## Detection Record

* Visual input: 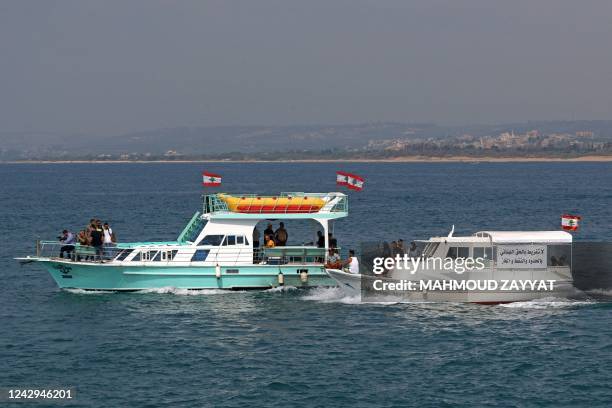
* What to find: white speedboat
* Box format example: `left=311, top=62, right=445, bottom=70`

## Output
left=327, top=230, right=575, bottom=304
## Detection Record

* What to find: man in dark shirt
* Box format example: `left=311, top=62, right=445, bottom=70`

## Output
left=264, top=223, right=274, bottom=239
left=328, top=233, right=338, bottom=249
left=90, top=222, right=104, bottom=261
left=274, top=222, right=288, bottom=246
left=316, top=231, right=325, bottom=248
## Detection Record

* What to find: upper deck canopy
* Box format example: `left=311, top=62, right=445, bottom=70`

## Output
left=202, top=192, right=348, bottom=220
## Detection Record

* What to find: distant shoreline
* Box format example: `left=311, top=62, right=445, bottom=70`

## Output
left=3, top=155, right=612, bottom=164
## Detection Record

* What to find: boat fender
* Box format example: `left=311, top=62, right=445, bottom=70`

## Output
left=278, top=271, right=284, bottom=286
left=300, top=270, right=308, bottom=283
left=215, top=264, right=221, bottom=279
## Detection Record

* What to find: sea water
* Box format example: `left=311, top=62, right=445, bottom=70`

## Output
left=1, top=162, right=611, bottom=407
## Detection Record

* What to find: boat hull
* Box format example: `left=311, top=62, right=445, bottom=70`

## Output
left=41, top=260, right=335, bottom=290
left=326, top=269, right=577, bottom=304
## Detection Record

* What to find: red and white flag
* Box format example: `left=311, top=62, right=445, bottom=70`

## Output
left=202, top=172, right=222, bottom=186
left=336, top=171, right=365, bottom=191
left=561, top=214, right=581, bottom=231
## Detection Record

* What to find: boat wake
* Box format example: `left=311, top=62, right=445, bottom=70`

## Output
left=585, top=288, right=612, bottom=296
left=63, top=288, right=114, bottom=295
left=498, top=296, right=596, bottom=309
left=301, top=287, right=361, bottom=304
left=135, top=287, right=234, bottom=296
left=265, top=285, right=299, bottom=293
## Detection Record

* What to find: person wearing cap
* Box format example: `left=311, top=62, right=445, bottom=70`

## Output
left=59, top=229, right=76, bottom=259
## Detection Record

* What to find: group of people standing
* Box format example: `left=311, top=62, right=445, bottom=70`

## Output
left=59, top=219, right=116, bottom=261
left=253, top=222, right=288, bottom=248
left=388, top=240, right=421, bottom=258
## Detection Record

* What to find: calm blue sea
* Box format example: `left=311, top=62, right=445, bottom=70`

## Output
left=1, top=162, right=611, bottom=407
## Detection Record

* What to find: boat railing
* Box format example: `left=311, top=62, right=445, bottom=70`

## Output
left=204, top=246, right=331, bottom=266
left=177, top=211, right=204, bottom=243
left=32, top=240, right=335, bottom=266
left=34, top=240, right=120, bottom=263
left=203, top=192, right=348, bottom=215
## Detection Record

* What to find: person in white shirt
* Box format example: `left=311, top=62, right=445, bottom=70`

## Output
left=103, top=223, right=114, bottom=244
left=102, top=222, right=116, bottom=259
left=343, top=250, right=359, bottom=274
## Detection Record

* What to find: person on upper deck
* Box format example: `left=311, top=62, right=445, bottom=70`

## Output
left=264, top=223, right=274, bottom=240
left=59, top=229, right=76, bottom=259
left=265, top=234, right=276, bottom=248
left=316, top=231, right=325, bottom=248
left=253, top=226, right=260, bottom=248
left=274, top=222, right=288, bottom=246
left=328, top=233, right=337, bottom=249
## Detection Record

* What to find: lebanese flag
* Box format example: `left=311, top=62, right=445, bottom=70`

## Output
left=202, top=172, right=222, bottom=186
left=336, top=171, right=350, bottom=186
left=561, top=214, right=581, bottom=231
left=336, top=171, right=365, bottom=191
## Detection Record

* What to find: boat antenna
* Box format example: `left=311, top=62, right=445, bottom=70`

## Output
left=448, top=225, right=455, bottom=238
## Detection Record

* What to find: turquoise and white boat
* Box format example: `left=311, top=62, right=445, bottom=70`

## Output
left=17, top=192, right=348, bottom=291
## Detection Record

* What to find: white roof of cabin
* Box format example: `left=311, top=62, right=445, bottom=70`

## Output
left=475, top=231, right=572, bottom=244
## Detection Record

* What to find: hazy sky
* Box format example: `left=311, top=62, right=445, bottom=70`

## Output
left=1, top=0, right=612, bottom=135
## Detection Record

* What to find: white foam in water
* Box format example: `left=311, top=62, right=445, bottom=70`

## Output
left=265, top=285, right=298, bottom=293
left=585, top=288, right=612, bottom=297
left=64, top=288, right=114, bottom=295
left=301, top=287, right=361, bottom=304
left=135, top=287, right=232, bottom=296
left=499, top=297, right=595, bottom=309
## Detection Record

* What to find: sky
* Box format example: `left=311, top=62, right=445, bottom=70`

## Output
left=1, top=0, right=611, bottom=136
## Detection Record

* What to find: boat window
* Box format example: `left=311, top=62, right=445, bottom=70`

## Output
left=474, top=247, right=493, bottom=259
left=115, top=248, right=134, bottom=261
left=199, top=235, right=224, bottom=246
left=191, top=249, right=209, bottom=262
left=423, top=243, right=439, bottom=257
left=182, top=217, right=206, bottom=243
left=223, top=236, right=236, bottom=246
left=548, top=244, right=571, bottom=267
left=152, top=251, right=162, bottom=262
left=236, top=236, right=244, bottom=245
left=446, top=247, right=469, bottom=259
left=161, top=250, right=178, bottom=261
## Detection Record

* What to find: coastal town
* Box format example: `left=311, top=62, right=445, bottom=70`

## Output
left=2, top=122, right=612, bottom=161
left=365, top=129, right=611, bottom=158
